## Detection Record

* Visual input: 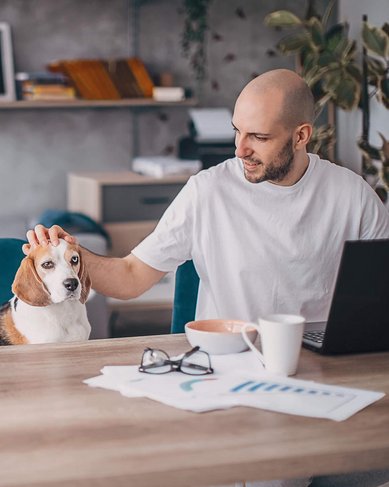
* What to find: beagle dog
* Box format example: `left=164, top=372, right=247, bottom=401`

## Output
left=0, top=239, right=91, bottom=345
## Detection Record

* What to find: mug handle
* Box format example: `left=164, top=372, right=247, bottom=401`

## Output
left=241, top=323, right=265, bottom=366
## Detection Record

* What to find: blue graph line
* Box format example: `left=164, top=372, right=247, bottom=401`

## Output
left=229, top=380, right=345, bottom=398
left=231, top=381, right=256, bottom=392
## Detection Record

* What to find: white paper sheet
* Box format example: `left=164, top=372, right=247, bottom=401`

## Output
left=83, top=351, right=384, bottom=421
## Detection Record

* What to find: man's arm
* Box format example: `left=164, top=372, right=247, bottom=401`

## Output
left=24, top=224, right=166, bottom=300
left=80, top=249, right=166, bottom=299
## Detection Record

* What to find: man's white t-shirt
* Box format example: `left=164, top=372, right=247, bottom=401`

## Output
left=132, top=154, right=389, bottom=322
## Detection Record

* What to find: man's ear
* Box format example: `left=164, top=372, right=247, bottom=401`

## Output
left=12, top=257, right=51, bottom=307
left=295, top=124, right=313, bottom=149
left=78, top=249, right=91, bottom=304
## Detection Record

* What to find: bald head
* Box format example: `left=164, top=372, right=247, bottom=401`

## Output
left=238, top=69, right=315, bottom=130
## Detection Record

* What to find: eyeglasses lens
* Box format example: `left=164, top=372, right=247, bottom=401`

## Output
left=142, top=349, right=171, bottom=374
left=181, top=350, right=211, bottom=375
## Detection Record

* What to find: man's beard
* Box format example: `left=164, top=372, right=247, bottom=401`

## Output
left=243, top=137, right=295, bottom=184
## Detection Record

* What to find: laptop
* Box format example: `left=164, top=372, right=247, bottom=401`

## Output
left=303, top=239, right=389, bottom=355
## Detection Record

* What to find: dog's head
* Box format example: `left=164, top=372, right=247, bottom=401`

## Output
left=12, top=239, right=91, bottom=306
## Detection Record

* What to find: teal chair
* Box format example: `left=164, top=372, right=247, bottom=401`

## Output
left=0, top=239, right=26, bottom=305
left=171, top=260, right=200, bottom=333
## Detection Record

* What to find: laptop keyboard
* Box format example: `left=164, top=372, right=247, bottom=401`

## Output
left=303, top=330, right=325, bottom=344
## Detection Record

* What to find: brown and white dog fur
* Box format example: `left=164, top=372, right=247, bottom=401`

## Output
left=0, top=239, right=91, bottom=345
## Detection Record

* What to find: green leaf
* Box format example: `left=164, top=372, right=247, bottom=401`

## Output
left=303, top=65, right=330, bottom=87
left=336, top=79, right=361, bottom=110
left=317, top=50, right=336, bottom=66
left=331, top=36, right=351, bottom=58
left=378, top=132, right=389, bottom=163
left=345, top=63, right=362, bottom=82
left=364, top=164, right=378, bottom=176
left=323, top=73, right=361, bottom=110
left=314, top=93, right=332, bottom=111
left=362, top=22, right=389, bottom=58
left=342, top=40, right=357, bottom=60
left=322, top=0, right=336, bottom=28
left=301, top=51, right=319, bottom=74
left=381, top=77, right=389, bottom=98
left=380, top=78, right=389, bottom=109
left=358, top=138, right=382, bottom=160
left=265, top=11, right=302, bottom=28
left=306, top=17, right=324, bottom=47
left=277, top=32, right=312, bottom=54
left=325, top=23, right=347, bottom=52
left=308, top=123, right=335, bottom=157
left=367, top=58, right=386, bottom=78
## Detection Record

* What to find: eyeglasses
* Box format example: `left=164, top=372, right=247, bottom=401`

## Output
left=139, top=346, right=214, bottom=375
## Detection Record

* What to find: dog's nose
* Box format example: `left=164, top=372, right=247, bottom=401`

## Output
left=63, top=278, right=79, bottom=292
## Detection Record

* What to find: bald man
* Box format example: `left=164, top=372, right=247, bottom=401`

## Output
left=26, top=68, right=389, bottom=487
left=26, top=69, right=389, bottom=324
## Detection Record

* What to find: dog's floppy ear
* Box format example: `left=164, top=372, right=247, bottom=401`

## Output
left=78, top=248, right=91, bottom=304
left=12, top=256, right=51, bottom=307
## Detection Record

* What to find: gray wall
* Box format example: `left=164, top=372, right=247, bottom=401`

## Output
left=0, top=0, right=317, bottom=225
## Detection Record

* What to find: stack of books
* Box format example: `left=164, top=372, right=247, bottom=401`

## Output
left=47, top=57, right=156, bottom=100
left=15, top=72, right=76, bottom=101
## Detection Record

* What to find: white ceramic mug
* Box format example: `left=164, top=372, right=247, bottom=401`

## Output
left=241, top=314, right=306, bottom=376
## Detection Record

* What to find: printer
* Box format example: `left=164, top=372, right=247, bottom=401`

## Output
left=179, top=108, right=236, bottom=169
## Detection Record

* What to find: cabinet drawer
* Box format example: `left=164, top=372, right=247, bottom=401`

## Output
left=102, top=183, right=184, bottom=223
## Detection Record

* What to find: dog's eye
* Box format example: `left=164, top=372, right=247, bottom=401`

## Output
left=71, top=255, right=79, bottom=265
left=41, top=261, right=54, bottom=269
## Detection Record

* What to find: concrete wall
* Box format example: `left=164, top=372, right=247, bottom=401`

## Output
left=0, top=0, right=322, bottom=225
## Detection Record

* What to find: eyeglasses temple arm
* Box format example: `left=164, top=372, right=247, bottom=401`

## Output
left=182, top=346, right=201, bottom=360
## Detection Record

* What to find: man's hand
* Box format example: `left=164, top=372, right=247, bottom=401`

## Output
left=23, top=224, right=77, bottom=255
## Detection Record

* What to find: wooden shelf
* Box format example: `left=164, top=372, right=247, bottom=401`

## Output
left=0, top=98, right=197, bottom=110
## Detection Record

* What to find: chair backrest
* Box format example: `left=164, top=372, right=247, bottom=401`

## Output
left=0, top=238, right=26, bottom=305
left=171, top=260, right=200, bottom=334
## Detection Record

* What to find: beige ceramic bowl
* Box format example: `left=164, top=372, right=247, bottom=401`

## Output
left=185, top=319, right=258, bottom=355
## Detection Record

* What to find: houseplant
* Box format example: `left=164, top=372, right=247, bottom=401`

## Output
left=181, top=0, right=212, bottom=82
left=264, top=3, right=389, bottom=200
left=358, top=19, right=389, bottom=201
left=264, top=1, right=362, bottom=159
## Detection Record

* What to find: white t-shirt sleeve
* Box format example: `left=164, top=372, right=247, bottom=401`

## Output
left=131, top=177, right=196, bottom=272
left=359, top=179, right=389, bottom=239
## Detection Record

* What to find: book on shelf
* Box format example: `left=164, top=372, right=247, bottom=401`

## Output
left=15, top=60, right=186, bottom=103
left=47, top=57, right=154, bottom=100
left=126, top=57, right=154, bottom=98
left=15, top=71, right=70, bottom=84
left=105, top=59, right=144, bottom=98
left=22, top=85, right=77, bottom=101
left=15, top=71, right=74, bottom=100
left=48, top=60, right=121, bottom=100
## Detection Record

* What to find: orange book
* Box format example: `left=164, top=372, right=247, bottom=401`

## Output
left=126, top=57, right=154, bottom=98
left=105, top=59, right=143, bottom=98
left=48, top=60, right=121, bottom=100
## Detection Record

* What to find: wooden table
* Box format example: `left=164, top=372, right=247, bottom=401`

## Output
left=1, top=334, right=389, bottom=487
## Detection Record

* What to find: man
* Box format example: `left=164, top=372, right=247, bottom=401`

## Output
left=25, top=69, right=389, bottom=487
left=25, top=69, right=389, bottom=325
